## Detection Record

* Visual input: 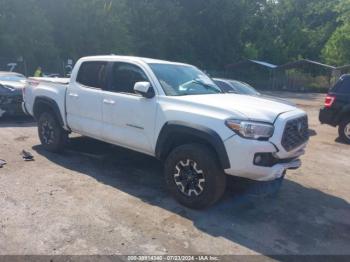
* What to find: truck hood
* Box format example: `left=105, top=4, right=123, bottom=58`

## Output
left=175, top=93, right=297, bottom=123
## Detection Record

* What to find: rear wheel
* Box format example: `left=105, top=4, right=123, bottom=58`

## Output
left=164, top=144, right=226, bottom=209
left=338, top=118, right=350, bottom=144
left=38, top=112, right=68, bottom=152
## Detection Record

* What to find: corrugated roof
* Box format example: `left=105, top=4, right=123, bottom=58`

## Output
left=335, top=64, right=350, bottom=70
left=225, top=59, right=348, bottom=71
left=249, top=60, right=278, bottom=68
left=278, top=59, right=336, bottom=70
left=225, top=59, right=277, bottom=69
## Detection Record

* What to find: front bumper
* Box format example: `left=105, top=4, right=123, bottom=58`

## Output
left=224, top=110, right=308, bottom=181
left=224, top=135, right=305, bottom=181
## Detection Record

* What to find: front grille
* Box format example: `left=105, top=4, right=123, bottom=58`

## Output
left=281, top=116, right=309, bottom=152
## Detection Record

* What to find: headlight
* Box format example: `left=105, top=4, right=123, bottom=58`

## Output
left=225, top=119, right=274, bottom=140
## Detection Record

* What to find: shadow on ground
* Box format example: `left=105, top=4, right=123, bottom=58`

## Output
left=0, top=116, right=35, bottom=127
left=309, top=129, right=317, bottom=137
left=335, top=137, right=350, bottom=146
left=33, top=136, right=350, bottom=256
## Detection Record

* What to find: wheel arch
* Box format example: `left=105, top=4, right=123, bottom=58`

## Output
left=155, top=121, right=230, bottom=169
left=33, top=96, right=64, bottom=127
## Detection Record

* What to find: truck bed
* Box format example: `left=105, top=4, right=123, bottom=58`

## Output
left=24, top=77, right=70, bottom=129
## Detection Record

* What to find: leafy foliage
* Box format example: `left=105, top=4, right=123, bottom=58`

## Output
left=0, top=0, right=347, bottom=73
left=322, top=0, right=350, bottom=65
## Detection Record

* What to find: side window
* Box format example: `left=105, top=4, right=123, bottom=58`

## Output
left=109, top=62, right=148, bottom=94
left=76, top=61, right=107, bottom=89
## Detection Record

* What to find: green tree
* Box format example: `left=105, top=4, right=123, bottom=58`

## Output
left=322, top=0, right=350, bottom=65
left=0, top=0, right=345, bottom=73
left=37, top=0, right=130, bottom=60
left=244, top=0, right=339, bottom=64
left=0, top=0, right=57, bottom=73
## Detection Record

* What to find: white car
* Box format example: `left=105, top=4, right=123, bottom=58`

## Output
left=213, top=78, right=295, bottom=106
left=23, top=56, right=309, bottom=209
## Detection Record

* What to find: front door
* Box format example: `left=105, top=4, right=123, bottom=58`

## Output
left=101, top=62, right=157, bottom=155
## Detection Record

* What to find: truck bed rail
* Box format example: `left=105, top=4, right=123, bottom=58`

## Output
left=28, top=77, right=70, bottom=85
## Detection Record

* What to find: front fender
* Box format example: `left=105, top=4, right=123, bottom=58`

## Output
left=155, top=121, right=231, bottom=169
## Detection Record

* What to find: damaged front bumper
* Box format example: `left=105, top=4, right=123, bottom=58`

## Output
left=0, top=86, right=24, bottom=117
left=223, top=134, right=306, bottom=182
left=0, top=95, right=24, bottom=117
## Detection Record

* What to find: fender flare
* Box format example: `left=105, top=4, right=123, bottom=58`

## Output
left=33, top=96, right=64, bottom=127
left=155, top=121, right=230, bottom=169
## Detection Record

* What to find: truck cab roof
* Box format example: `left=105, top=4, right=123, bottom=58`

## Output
left=79, top=55, right=191, bottom=67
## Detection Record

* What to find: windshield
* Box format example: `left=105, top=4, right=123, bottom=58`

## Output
left=149, top=63, right=222, bottom=96
left=229, top=81, right=260, bottom=95
left=0, top=74, right=25, bottom=82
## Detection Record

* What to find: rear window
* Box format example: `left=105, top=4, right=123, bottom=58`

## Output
left=333, top=76, right=350, bottom=94
left=76, top=61, right=107, bottom=89
left=228, top=81, right=260, bottom=95
left=214, top=80, right=236, bottom=93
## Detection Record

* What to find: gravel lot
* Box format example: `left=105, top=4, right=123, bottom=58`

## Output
left=0, top=92, right=349, bottom=256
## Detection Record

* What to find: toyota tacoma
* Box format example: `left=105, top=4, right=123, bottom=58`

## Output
left=23, top=56, right=309, bottom=209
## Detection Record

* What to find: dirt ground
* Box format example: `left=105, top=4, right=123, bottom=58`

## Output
left=0, top=92, right=349, bottom=257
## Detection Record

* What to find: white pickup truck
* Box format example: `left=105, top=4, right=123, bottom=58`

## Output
left=23, top=56, right=309, bottom=209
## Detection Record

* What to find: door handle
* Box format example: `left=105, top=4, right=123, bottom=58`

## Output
left=103, top=99, right=115, bottom=105
left=69, top=93, right=79, bottom=98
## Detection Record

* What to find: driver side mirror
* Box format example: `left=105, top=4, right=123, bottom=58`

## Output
left=134, top=81, right=155, bottom=98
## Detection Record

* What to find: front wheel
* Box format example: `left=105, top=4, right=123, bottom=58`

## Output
left=338, top=118, right=350, bottom=144
left=38, top=112, right=68, bottom=152
left=164, top=144, right=226, bottom=209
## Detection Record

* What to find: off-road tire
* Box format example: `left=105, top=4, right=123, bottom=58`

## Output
left=339, top=117, right=350, bottom=144
left=164, top=144, right=226, bottom=209
left=38, top=112, right=68, bottom=152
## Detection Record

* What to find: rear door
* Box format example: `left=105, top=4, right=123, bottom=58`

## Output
left=66, top=61, right=107, bottom=138
left=101, top=62, right=157, bottom=154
